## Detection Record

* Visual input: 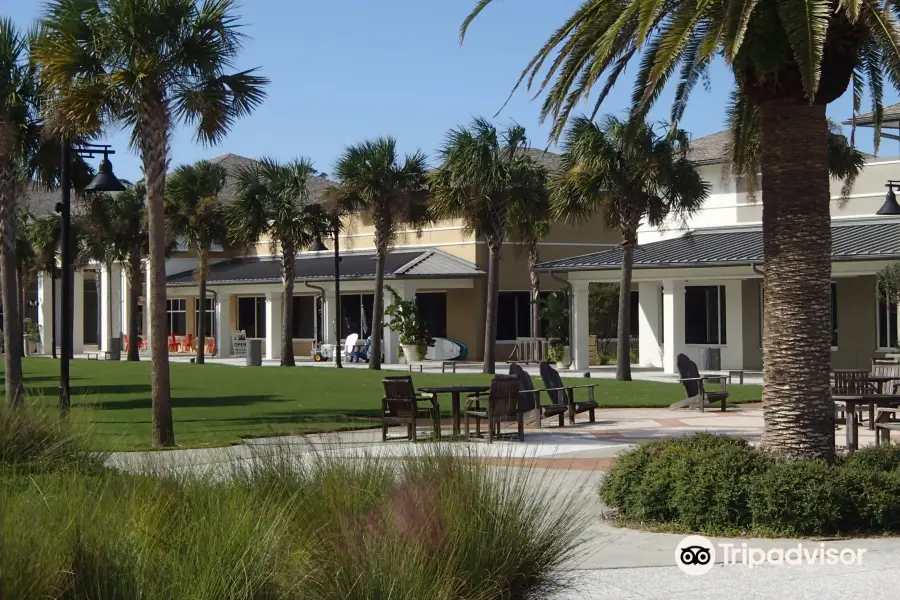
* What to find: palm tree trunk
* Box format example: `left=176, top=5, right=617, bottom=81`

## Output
left=196, top=251, right=207, bottom=365
left=369, top=239, right=386, bottom=370
left=528, top=242, right=541, bottom=338
left=281, top=247, right=295, bottom=366
left=615, top=230, right=636, bottom=381
left=483, top=242, right=501, bottom=374
left=51, top=264, right=57, bottom=359
left=0, top=150, right=23, bottom=407
left=17, top=266, right=25, bottom=358
left=758, top=99, right=833, bottom=462
left=137, top=97, right=174, bottom=447
left=127, top=250, right=141, bottom=362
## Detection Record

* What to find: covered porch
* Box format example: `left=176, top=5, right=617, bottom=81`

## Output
left=537, top=220, right=900, bottom=374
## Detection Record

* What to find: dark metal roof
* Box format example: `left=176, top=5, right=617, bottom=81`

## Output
left=844, top=103, right=900, bottom=128
left=166, top=248, right=484, bottom=286
left=535, top=221, right=900, bottom=271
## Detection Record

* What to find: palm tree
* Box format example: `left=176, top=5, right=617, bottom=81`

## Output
left=459, top=0, right=889, bottom=460
left=113, top=184, right=150, bottom=363
left=0, top=19, right=40, bottom=407
left=35, top=0, right=268, bottom=447
left=26, top=214, right=61, bottom=357
left=228, top=158, right=328, bottom=367
left=165, top=160, right=228, bottom=365
left=430, top=119, right=548, bottom=374
left=552, top=116, right=709, bottom=381
left=507, top=181, right=550, bottom=340
left=333, top=138, right=429, bottom=370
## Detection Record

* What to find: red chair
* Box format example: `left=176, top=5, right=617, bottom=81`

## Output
left=181, top=334, right=194, bottom=353
left=168, top=334, right=179, bottom=352
left=206, top=336, right=216, bottom=355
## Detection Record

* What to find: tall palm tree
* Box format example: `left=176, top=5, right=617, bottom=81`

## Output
left=228, top=158, right=328, bottom=367
left=26, top=214, right=61, bottom=357
left=333, top=138, right=429, bottom=370
left=165, top=160, right=228, bottom=364
left=0, top=19, right=40, bottom=407
left=507, top=180, right=550, bottom=340
left=112, top=184, right=150, bottom=363
left=429, top=119, right=548, bottom=374
left=552, top=116, right=709, bottom=381
left=460, top=0, right=889, bottom=460
left=35, top=0, right=268, bottom=447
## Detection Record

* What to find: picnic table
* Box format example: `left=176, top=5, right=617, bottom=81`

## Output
left=419, top=385, right=490, bottom=438
left=834, top=394, right=900, bottom=452
left=866, top=374, right=900, bottom=394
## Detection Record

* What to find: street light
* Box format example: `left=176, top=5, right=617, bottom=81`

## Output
left=877, top=180, right=900, bottom=216
left=58, top=143, right=125, bottom=414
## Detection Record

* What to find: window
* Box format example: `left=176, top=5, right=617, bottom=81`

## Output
left=340, top=293, right=374, bottom=338
left=416, top=293, right=447, bottom=338
left=292, top=296, right=316, bottom=339
left=497, top=291, right=531, bottom=341
left=684, top=286, right=726, bottom=345
left=237, top=296, right=266, bottom=338
left=879, top=294, right=899, bottom=349
left=194, top=298, right=215, bottom=337
left=166, top=299, right=187, bottom=336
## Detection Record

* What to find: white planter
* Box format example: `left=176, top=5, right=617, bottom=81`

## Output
left=401, top=344, right=419, bottom=364
left=23, top=339, right=38, bottom=357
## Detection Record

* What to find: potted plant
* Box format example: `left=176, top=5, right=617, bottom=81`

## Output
left=384, top=286, right=433, bottom=363
left=540, top=290, right=570, bottom=365
left=23, top=318, right=41, bottom=357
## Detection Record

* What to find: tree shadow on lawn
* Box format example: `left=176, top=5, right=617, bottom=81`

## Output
left=82, top=394, right=279, bottom=411
left=92, top=407, right=380, bottom=426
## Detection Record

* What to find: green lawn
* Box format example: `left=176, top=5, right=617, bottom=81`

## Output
left=3, top=358, right=761, bottom=450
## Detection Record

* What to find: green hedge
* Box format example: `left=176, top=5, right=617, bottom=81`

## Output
left=600, top=434, right=900, bottom=536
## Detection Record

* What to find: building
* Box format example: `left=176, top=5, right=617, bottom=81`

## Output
left=538, top=111, right=900, bottom=374
left=29, top=152, right=618, bottom=362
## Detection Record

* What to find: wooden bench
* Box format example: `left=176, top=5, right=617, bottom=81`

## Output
left=86, top=351, right=113, bottom=361
left=407, top=361, right=458, bottom=373
left=875, top=406, right=900, bottom=445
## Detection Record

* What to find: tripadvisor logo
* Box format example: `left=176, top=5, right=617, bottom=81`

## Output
left=676, top=535, right=867, bottom=575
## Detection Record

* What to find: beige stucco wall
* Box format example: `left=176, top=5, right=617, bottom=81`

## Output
left=741, top=279, right=763, bottom=371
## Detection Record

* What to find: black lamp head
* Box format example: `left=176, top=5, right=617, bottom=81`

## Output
left=85, top=153, right=126, bottom=192
left=877, top=181, right=900, bottom=216
left=309, top=236, right=327, bottom=252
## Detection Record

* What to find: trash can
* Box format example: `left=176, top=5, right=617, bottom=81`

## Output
left=107, top=337, right=121, bottom=361
left=246, top=339, right=262, bottom=366
left=701, top=347, right=721, bottom=371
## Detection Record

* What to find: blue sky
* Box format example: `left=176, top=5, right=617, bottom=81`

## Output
left=10, top=0, right=899, bottom=181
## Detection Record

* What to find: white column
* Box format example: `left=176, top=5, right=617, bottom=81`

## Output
left=38, top=272, right=54, bottom=354
left=383, top=283, right=415, bottom=364
left=120, top=269, right=130, bottom=340
left=322, top=289, right=336, bottom=345
left=570, top=280, right=590, bottom=371
left=217, top=292, right=232, bottom=358
left=723, top=280, right=744, bottom=370
left=73, top=270, right=84, bottom=354
left=662, top=279, right=686, bottom=374
left=265, top=292, right=282, bottom=360
left=638, top=282, right=663, bottom=368
left=100, top=264, right=122, bottom=350
left=144, top=262, right=152, bottom=348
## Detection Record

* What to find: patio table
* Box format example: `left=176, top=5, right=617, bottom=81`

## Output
left=419, top=385, right=490, bottom=438
left=866, top=374, right=900, bottom=395
left=834, top=394, right=900, bottom=452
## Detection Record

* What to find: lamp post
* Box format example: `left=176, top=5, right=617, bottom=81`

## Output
left=307, top=208, right=342, bottom=368
left=57, top=144, right=125, bottom=414
left=877, top=181, right=900, bottom=216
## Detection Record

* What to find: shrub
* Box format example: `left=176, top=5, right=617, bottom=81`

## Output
left=843, top=443, right=900, bottom=472
left=0, top=407, right=104, bottom=474
left=749, top=459, right=848, bottom=536
left=836, top=466, right=900, bottom=532
left=601, top=434, right=767, bottom=532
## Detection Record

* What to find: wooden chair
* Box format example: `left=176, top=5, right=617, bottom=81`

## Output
left=670, top=354, right=728, bottom=412
left=508, top=363, right=568, bottom=428
left=872, top=361, right=900, bottom=394
left=539, top=362, right=598, bottom=424
left=381, top=376, right=440, bottom=442
left=464, top=376, right=524, bottom=442
left=832, top=370, right=872, bottom=425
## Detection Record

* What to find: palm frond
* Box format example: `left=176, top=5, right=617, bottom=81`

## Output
left=775, top=0, right=830, bottom=101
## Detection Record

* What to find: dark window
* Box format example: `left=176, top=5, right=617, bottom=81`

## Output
left=416, top=292, right=447, bottom=338
left=831, top=282, right=838, bottom=348
left=879, top=295, right=898, bottom=349
left=166, top=298, right=187, bottom=336
left=194, top=298, right=215, bottom=337
left=340, top=294, right=374, bottom=338
left=630, top=289, right=639, bottom=335
left=237, top=296, right=266, bottom=338
left=292, top=295, right=315, bottom=339
left=497, top=291, right=531, bottom=341
left=684, top=286, right=726, bottom=345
